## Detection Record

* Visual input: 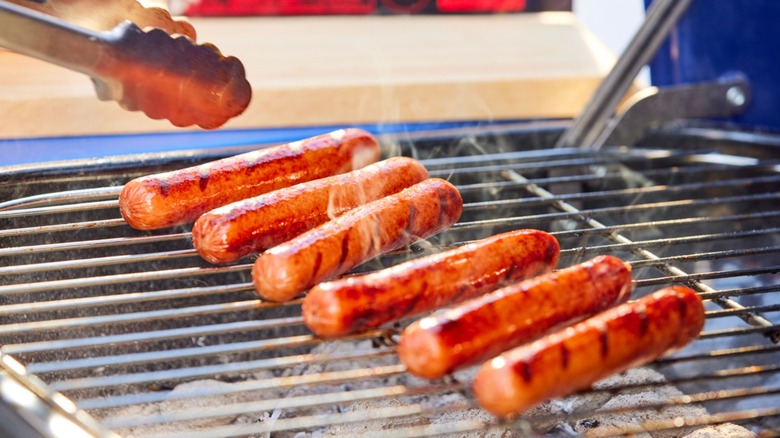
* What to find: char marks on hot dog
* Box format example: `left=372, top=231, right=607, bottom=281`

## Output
left=302, top=229, right=560, bottom=338
left=397, top=255, right=633, bottom=379
left=192, top=157, right=429, bottom=264
left=252, top=178, right=463, bottom=302
left=472, top=285, right=705, bottom=417
left=119, top=128, right=381, bottom=230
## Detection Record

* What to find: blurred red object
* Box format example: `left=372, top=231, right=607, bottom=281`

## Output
left=437, top=0, right=525, bottom=12
left=182, top=0, right=526, bottom=15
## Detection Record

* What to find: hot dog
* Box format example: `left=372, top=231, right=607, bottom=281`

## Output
left=397, top=255, right=633, bottom=379
left=302, top=229, right=560, bottom=338
left=472, top=285, right=705, bottom=417
left=192, top=157, right=429, bottom=264
left=119, top=129, right=381, bottom=230
left=252, top=178, right=463, bottom=302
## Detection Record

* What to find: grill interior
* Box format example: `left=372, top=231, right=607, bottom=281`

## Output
left=1, top=123, right=779, bottom=437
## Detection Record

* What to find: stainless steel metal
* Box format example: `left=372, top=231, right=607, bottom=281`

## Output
left=0, top=355, right=118, bottom=438
left=1, top=124, right=779, bottom=436
left=593, top=76, right=752, bottom=148
left=0, top=1, right=251, bottom=129
left=555, top=0, right=694, bottom=149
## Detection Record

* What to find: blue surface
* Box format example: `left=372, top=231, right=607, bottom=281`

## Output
left=0, top=120, right=521, bottom=167
left=647, top=0, right=780, bottom=130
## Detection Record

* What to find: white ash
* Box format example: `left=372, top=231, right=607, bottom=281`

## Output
left=528, top=368, right=753, bottom=438
left=98, top=377, right=278, bottom=437
left=684, top=423, right=757, bottom=438
left=89, top=341, right=753, bottom=437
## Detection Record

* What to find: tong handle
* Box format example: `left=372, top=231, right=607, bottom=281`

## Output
left=0, top=1, right=252, bottom=129
left=0, top=1, right=108, bottom=74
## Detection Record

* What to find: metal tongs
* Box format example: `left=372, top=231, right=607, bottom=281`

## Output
left=0, top=0, right=252, bottom=129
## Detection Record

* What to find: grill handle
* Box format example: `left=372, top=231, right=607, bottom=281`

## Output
left=555, top=0, right=693, bottom=149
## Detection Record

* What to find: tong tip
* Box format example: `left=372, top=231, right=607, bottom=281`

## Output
left=93, top=24, right=252, bottom=129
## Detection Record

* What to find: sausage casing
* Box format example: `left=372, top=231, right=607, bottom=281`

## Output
left=252, top=178, right=463, bottom=302
left=192, top=157, right=429, bottom=264
left=302, top=229, right=560, bottom=338
left=472, top=285, right=705, bottom=417
left=397, top=255, right=633, bottom=379
left=119, top=128, right=381, bottom=230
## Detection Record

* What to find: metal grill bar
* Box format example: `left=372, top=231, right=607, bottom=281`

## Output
left=0, top=300, right=274, bottom=336
left=0, top=186, right=122, bottom=211
left=466, top=174, right=780, bottom=210
left=44, top=342, right=779, bottom=394
left=0, top=283, right=254, bottom=315
left=454, top=192, right=780, bottom=231
left=658, top=359, right=780, bottom=382
left=636, top=265, right=780, bottom=287
left=27, top=333, right=317, bottom=375
left=560, top=230, right=780, bottom=259
left=700, top=325, right=780, bottom=340
left=551, top=210, right=780, bottom=237
left=420, top=146, right=588, bottom=166
left=428, top=155, right=670, bottom=178
left=92, top=365, right=409, bottom=413
left=24, top=329, right=392, bottom=376
left=421, top=145, right=763, bottom=168
left=454, top=162, right=777, bottom=194
left=629, top=246, right=780, bottom=268
left=0, top=264, right=251, bottom=296
left=701, top=284, right=780, bottom=301
left=426, top=150, right=777, bottom=174
left=0, top=219, right=127, bottom=237
left=0, top=200, right=119, bottom=219
left=0, top=249, right=198, bottom=275
left=656, top=344, right=780, bottom=365
left=2, top=318, right=302, bottom=354
left=0, top=172, right=148, bottom=189
left=0, top=233, right=189, bottom=257
left=48, top=348, right=397, bottom=392
left=709, top=303, right=780, bottom=319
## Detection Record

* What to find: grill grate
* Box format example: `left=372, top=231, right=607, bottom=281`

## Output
left=1, top=128, right=779, bottom=436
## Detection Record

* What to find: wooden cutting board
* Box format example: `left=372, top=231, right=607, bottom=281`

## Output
left=0, top=12, right=620, bottom=138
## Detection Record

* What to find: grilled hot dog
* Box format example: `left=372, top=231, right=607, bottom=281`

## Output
left=302, top=229, right=560, bottom=338
left=472, top=285, right=705, bottom=417
left=119, top=129, right=381, bottom=230
left=192, top=157, right=429, bottom=264
left=252, top=178, right=463, bottom=302
left=398, top=255, right=633, bottom=379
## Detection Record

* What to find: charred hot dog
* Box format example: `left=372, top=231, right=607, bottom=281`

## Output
left=303, top=229, right=560, bottom=338
left=192, top=157, right=429, bottom=264
left=252, top=178, right=463, bottom=302
left=472, top=285, right=705, bottom=417
left=397, top=255, right=633, bottom=379
left=119, top=129, right=381, bottom=230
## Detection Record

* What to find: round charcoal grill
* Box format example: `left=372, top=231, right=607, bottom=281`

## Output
left=1, top=122, right=779, bottom=437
